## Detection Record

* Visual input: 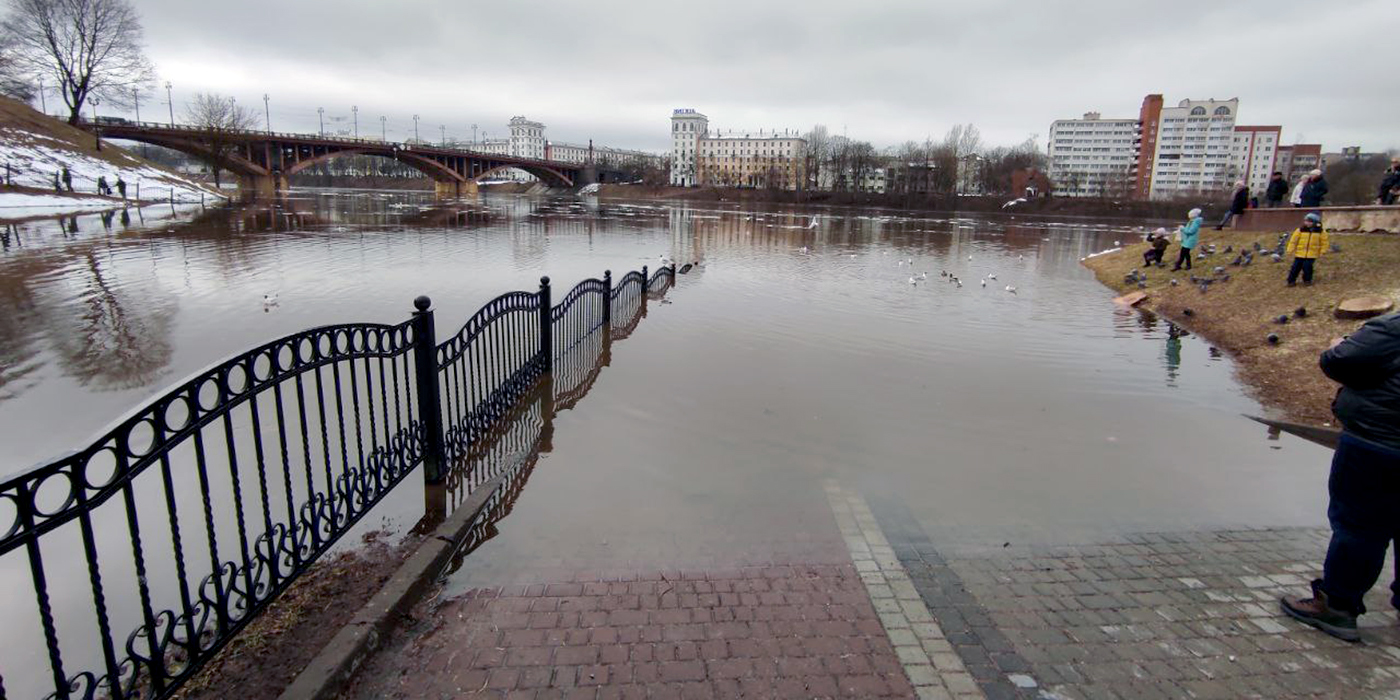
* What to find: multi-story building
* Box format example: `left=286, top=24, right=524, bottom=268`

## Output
left=546, top=141, right=661, bottom=169
left=1046, top=111, right=1140, bottom=198
left=1049, top=95, right=1301, bottom=201
left=695, top=131, right=805, bottom=189
left=1147, top=98, right=1238, bottom=199
left=670, top=109, right=708, bottom=186
left=1275, top=144, right=1323, bottom=182
left=1230, top=125, right=1281, bottom=196
left=508, top=116, right=546, bottom=160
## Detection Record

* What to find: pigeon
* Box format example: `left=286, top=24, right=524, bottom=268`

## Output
left=1275, top=315, right=1290, bottom=324
left=1271, top=254, right=1282, bottom=263
left=1137, top=281, right=1147, bottom=289
left=1170, top=279, right=1179, bottom=286
left=1231, top=256, right=1243, bottom=266
left=1267, top=333, right=1280, bottom=345
left=1183, top=308, right=1195, bottom=317
left=1295, top=307, right=1308, bottom=318
left=1253, top=242, right=1262, bottom=252
left=1330, top=243, right=1342, bottom=253
left=1199, top=284, right=1209, bottom=293
left=1224, top=245, right=1233, bottom=253
left=1213, top=266, right=1225, bottom=275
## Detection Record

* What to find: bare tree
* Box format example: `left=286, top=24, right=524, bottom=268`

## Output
left=185, top=92, right=257, bottom=188
left=2, top=0, right=155, bottom=124
left=802, top=124, right=829, bottom=191
left=0, top=31, right=35, bottom=100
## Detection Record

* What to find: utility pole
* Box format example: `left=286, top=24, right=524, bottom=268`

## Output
left=37, top=77, right=45, bottom=113
left=352, top=105, right=358, bottom=138
left=263, top=94, right=270, bottom=133
left=440, top=124, right=445, bottom=147
left=133, top=88, right=140, bottom=121
left=165, top=81, right=173, bottom=125
left=317, top=107, right=325, bottom=137
left=380, top=115, right=386, bottom=142
left=412, top=114, right=420, bottom=144
left=471, top=123, right=477, bottom=145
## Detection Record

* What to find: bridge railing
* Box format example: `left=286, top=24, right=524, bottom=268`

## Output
left=80, top=119, right=635, bottom=170
left=0, top=264, right=678, bottom=700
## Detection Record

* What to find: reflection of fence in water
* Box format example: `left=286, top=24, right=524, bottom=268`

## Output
left=439, top=266, right=675, bottom=571
left=2, top=261, right=678, bottom=700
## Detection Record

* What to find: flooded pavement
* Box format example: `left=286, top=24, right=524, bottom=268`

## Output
left=0, top=189, right=1345, bottom=699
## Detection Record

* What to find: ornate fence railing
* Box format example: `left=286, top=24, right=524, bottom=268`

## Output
left=0, top=263, right=677, bottom=700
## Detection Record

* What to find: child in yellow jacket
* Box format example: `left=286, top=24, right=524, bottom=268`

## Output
left=1286, top=212, right=1329, bottom=286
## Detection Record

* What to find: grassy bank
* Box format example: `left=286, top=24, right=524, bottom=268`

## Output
left=1083, top=230, right=1400, bottom=424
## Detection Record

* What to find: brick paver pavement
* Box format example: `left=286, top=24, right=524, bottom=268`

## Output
left=348, top=564, right=918, bottom=699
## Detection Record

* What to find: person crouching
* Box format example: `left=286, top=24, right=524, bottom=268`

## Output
left=1143, top=228, right=1170, bottom=267
left=1286, top=212, right=1329, bottom=287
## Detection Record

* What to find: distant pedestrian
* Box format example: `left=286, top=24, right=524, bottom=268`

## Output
left=1290, top=174, right=1307, bottom=207
left=1281, top=311, right=1400, bottom=642
left=1300, top=169, right=1329, bottom=207
left=1143, top=228, right=1170, bottom=267
left=116, top=177, right=126, bottom=199
left=1284, top=212, right=1329, bottom=287
left=1216, top=181, right=1248, bottom=230
left=1378, top=158, right=1400, bottom=206
left=1266, top=171, right=1289, bottom=207
left=61, top=166, right=72, bottom=192
left=1171, top=208, right=1203, bottom=271
left=53, top=171, right=62, bottom=192
left=97, top=176, right=108, bottom=196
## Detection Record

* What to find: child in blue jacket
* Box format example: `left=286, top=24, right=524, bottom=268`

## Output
left=1172, top=208, right=1203, bottom=271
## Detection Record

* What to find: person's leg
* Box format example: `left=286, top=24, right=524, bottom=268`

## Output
left=1302, top=258, right=1315, bottom=284
left=1216, top=211, right=1232, bottom=229
left=1184, top=247, right=1192, bottom=270
left=1320, top=435, right=1400, bottom=613
left=1172, top=247, right=1185, bottom=270
left=1287, top=258, right=1303, bottom=285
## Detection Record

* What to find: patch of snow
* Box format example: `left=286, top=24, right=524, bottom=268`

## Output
left=0, top=126, right=222, bottom=204
left=577, top=183, right=601, bottom=195
left=0, top=192, right=124, bottom=217
left=1082, top=247, right=1122, bottom=261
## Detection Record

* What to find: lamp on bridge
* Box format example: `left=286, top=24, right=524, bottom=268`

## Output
left=263, top=94, right=270, bottom=133
left=380, top=115, right=386, bottom=142
left=165, top=81, right=173, bottom=126
left=352, top=105, right=359, bottom=139
left=412, top=114, right=420, bottom=144
left=318, top=107, right=325, bottom=137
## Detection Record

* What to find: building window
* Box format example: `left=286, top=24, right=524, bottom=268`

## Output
left=1214, top=106, right=1231, bottom=116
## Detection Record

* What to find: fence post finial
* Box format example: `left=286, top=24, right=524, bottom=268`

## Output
left=602, top=270, right=612, bottom=326
left=538, top=276, right=552, bottom=375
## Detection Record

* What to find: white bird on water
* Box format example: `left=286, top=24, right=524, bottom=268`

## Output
left=1004, top=285, right=1017, bottom=294
left=908, top=276, right=918, bottom=285
left=968, top=255, right=973, bottom=261
left=981, top=278, right=987, bottom=287
left=659, top=254, right=674, bottom=266
left=987, top=273, right=997, bottom=280
left=263, top=293, right=279, bottom=309
left=918, top=272, right=928, bottom=280
left=800, top=246, right=809, bottom=254
left=808, top=215, right=820, bottom=229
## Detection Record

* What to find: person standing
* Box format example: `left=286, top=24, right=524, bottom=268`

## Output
left=1378, top=159, right=1400, bottom=206
left=1266, top=171, right=1289, bottom=207
left=61, top=166, right=72, bottom=192
left=1172, top=208, right=1203, bottom=271
left=53, top=170, right=62, bottom=193
left=116, top=176, right=126, bottom=200
left=1301, top=169, right=1329, bottom=207
left=1284, top=212, right=1329, bottom=286
left=1281, top=312, right=1400, bottom=642
left=97, top=175, right=108, bottom=196
left=1217, top=181, right=1248, bottom=229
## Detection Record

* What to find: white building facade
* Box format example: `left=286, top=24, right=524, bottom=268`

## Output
left=670, top=109, right=708, bottom=186
left=508, top=116, right=546, bottom=160
left=1046, top=112, right=1140, bottom=198
left=1147, top=98, right=1239, bottom=199
left=1229, top=126, right=1281, bottom=197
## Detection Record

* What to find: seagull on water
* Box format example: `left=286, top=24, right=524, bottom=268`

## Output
left=981, top=278, right=987, bottom=287
left=987, top=273, right=997, bottom=280
left=1004, top=285, right=1017, bottom=294
left=908, top=276, right=918, bottom=285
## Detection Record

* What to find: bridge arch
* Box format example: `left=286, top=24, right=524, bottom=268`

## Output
left=101, top=131, right=267, bottom=177
left=282, top=147, right=466, bottom=183
left=474, top=163, right=574, bottom=188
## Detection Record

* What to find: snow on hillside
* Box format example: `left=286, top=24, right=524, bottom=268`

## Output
left=0, top=126, right=221, bottom=203
left=0, top=192, right=127, bottom=217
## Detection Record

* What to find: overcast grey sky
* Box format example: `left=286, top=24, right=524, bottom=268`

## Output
left=129, top=0, right=1397, bottom=153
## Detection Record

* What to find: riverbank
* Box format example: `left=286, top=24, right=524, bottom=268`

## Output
left=596, top=183, right=1199, bottom=219
left=1083, top=230, right=1400, bottom=424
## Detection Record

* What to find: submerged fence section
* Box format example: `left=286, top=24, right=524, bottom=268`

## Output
left=0, top=264, right=677, bottom=700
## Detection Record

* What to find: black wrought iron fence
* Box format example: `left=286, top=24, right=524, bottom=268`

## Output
left=0, top=263, right=677, bottom=700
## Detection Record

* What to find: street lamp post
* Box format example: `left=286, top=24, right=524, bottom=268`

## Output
left=440, top=125, right=445, bottom=147
left=380, top=115, right=386, bottom=142
left=317, top=107, right=325, bottom=137
left=164, top=81, right=173, bottom=126
left=37, top=78, right=44, bottom=114
left=471, top=123, right=477, bottom=146
left=263, top=94, right=270, bottom=133
left=91, top=97, right=101, bottom=150
left=412, top=114, right=420, bottom=144
left=352, top=105, right=358, bottom=138
left=133, top=87, right=140, bottom=121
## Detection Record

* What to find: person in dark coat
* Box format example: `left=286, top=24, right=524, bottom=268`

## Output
left=1216, top=181, right=1248, bottom=229
left=1142, top=228, right=1170, bottom=266
left=53, top=171, right=62, bottom=192
left=1300, top=169, right=1329, bottom=207
left=97, top=175, right=108, bottom=196
left=1378, top=159, right=1400, bottom=206
left=1282, top=312, right=1400, bottom=641
left=1265, top=171, right=1289, bottom=207
left=116, top=177, right=126, bottom=199
left=61, top=166, right=72, bottom=192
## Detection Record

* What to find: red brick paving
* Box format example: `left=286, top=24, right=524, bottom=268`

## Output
left=348, top=564, right=914, bottom=699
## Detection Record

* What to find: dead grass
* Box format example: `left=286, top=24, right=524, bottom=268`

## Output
left=1084, top=229, right=1400, bottom=424
left=0, top=96, right=151, bottom=170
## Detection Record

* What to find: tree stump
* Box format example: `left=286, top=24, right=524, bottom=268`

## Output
left=1335, top=295, right=1395, bottom=320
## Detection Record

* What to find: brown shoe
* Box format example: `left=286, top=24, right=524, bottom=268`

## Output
left=1281, top=581, right=1360, bottom=642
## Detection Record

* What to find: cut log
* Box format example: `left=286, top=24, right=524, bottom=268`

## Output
left=1113, top=290, right=1148, bottom=307
left=1335, top=295, right=1394, bottom=320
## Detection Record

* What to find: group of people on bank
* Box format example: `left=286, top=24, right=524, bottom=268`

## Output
left=52, top=165, right=129, bottom=199
left=1142, top=206, right=1329, bottom=285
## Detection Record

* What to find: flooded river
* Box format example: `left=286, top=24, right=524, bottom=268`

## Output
left=0, top=190, right=1332, bottom=693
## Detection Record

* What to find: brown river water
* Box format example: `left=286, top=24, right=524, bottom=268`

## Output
left=0, top=190, right=1331, bottom=696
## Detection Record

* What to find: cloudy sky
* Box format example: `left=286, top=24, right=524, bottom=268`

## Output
left=129, top=0, right=1397, bottom=154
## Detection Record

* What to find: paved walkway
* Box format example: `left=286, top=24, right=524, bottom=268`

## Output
left=346, top=479, right=1400, bottom=699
